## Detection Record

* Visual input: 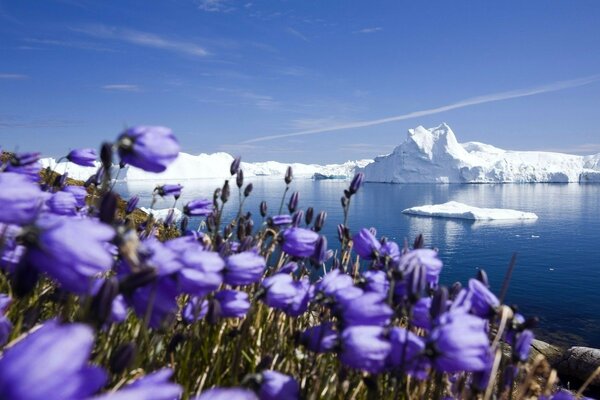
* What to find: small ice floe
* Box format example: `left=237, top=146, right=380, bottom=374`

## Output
left=549, top=268, right=555, bottom=271
left=402, top=201, right=538, bottom=221
left=140, top=207, right=183, bottom=222
left=531, top=235, right=540, bottom=238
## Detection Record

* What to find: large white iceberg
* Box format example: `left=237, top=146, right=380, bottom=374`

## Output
left=361, top=123, right=600, bottom=183
left=40, top=152, right=371, bottom=183
left=402, top=201, right=538, bottom=220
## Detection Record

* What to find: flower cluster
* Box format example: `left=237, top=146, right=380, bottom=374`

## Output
left=0, top=126, right=590, bottom=399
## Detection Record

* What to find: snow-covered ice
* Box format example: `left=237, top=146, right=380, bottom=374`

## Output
left=361, top=123, right=600, bottom=183
left=139, top=207, right=183, bottom=222
left=402, top=201, right=539, bottom=220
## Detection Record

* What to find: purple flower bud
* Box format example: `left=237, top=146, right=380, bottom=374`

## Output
left=287, top=191, right=299, bottom=213
left=312, top=235, right=328, bottom=265
left=291, top=210, right=303, bottom=226
left=449, top=281, right=462, bottom=299
left=230, top=156, right=242, bottom=176
left=156, top=184, right=183, bottom=198
left=281, top=227, right=320, bottom=258
left=221, top=180, right=230, bottom=203
left=0, top=320, right=107, bottom=399
left=314, top=211, right=326, bottom=232
left=11, top=152, right=40, bottom=166
left=224, top=251, right=265, bottom=286
left=236, top=169, right=244, bottom=188
left=260, top=201, right=268, bottom=217
left=259, top=370, right=299, bottom=400
left=90, top=277, right=119, bottom=326
left=126, top=195, right=140, bottom=214
left=184, top=199, right=213, bottom=217
left=99, top=191, right=118, bottom=224
left=244, top=183, right=253, bottom=197
left=352, top=228, right=381, bottom=260
left=300, top=323, right=338, bottom=353
left=284, top=166, right=293, bottom=185
left=0, top=315, right=12, bottom=347
left=413, top=234, right=425, bottom=249
left=215, top=290, right=250, bottom=318
left=109, top=342, right=136, bottom=374
left=100, top=142, right=113, bottom=171
left=67, top=148, right=97, bottom=167
left=477, top=269, right=489, bottom=287
left=47, top=191, right=78, bottom=216
left=339, top=292, right=393, bottom=326
left=117, top=126, right=179, bottom=173
left=277, top=261, right=298, bottom=274
left=305, top=207, right=314, bottom=225
left=0, top=173, right=44, bottom=225
left=340, top=326, right=391, bottom=373
left=349, top=172, right=364, bottom=195
left=431, top=286, right=449, bottom=319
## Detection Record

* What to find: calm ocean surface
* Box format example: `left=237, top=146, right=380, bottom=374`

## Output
left=115, top=179, right=600, bottom=348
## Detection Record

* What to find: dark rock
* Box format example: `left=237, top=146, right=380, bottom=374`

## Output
left=556, top=347, right=600, bottom=387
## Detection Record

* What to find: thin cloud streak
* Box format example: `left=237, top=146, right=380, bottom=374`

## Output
left=75, top=25, right=209, bottom=57
left=242, top=74, right=600, bottom=144
left=102, top=84, right=140, bottom=92
left=0, top=73, right=28, bottom=80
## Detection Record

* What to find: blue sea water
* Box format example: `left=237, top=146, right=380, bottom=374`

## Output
left=115, top=179, right=600, bottom=348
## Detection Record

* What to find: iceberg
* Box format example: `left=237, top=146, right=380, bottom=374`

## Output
left=139, top=207, right=183, bottom=222
left=361, top=123, right=600, bottom=183
left=402, top=201, right=538, bottom=220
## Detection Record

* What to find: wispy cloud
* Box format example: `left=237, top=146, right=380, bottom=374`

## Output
left=102, top=84, right=140, bottom=92
left=285, top=27, right=309, bottom=42
left=196, top=0, right=234, bottom=12
left=0, top=73, right=28, bottom=80
left=23, top=38, right=114, bottom=52
left=216, top=88, right=279, bottom=110
left=355, top=27, right=383, bottom=34
left=242, top=74, right=600, bottom=144
left=0, top=115, right=81, bottom=129
left=75, top=25, right=209, bottom=57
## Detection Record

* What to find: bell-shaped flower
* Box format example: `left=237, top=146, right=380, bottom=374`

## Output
left=194, top=388, right=258, bottom=400
left=352, top=228, right=381, bottom=259
left=184, top=199, right=213, bottom=216
left=315, top=269, right=354, bottom=298
left=46, top=191, right=78, bottom=216
left=62, top=185, right=88, bottom=208
left=131, top=277, right=180, bottom=328
left=411, top=297, right=433, bottom=330
left=67, top=148, right=97, bottom=167
left=339, top=292, right=393, bottom=327
left=262, top=274, right=312, bottom=317
left=427, top=310, right=491, bottom=373
left=467, top=278, right=500, bottom=318
left=281, top=227, right=319, bottom=257
left=258, top=370, right=299, bottom=400
left=92, top=368, right=182, bottom=400
left=0, top=172, right=44, bottom=225
left=117, top=126, right=180, bottom=173
left=513, top=329, right=534, bottom=362
left=24, top=217, right=115, bottom=294
left=397, top=249, right=443, bottom=287
left=386, top=327, right=429, bottom=378
left=362, top=270, right=389, bottom=298
left=223, top=251, right=265, bottom=286
left=215, top=290, right=250, bottom=318
left=177, top=248, right=224, bottom=296
left=340, top=325, right=391, bottom=374
left=0, top=320, right=106, bottom=399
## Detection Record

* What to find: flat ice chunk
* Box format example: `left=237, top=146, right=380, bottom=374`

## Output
left=402, top=201, right=538, bottom=220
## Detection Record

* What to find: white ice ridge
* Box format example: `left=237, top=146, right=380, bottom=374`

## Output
left=139, top=207, right=183, bottom=222
left=361, top=123, right=600, bottom=183
left=39, top=152, right=372, bottom=182
left=402, top=201, right=539, bottom=220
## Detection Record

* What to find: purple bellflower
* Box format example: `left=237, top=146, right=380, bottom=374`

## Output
left=67, top=148, right=97, bottom=167
left=340, top=325, right=391, bottom=374
left=223, top=251, right=265, bottom=286
left=427, top=310, right=491, bottom=373
left=155, top=184, right=183, bottom=198
left=0, top=320, right=106, bottom=400
left=281, top=227, right=319, bottom=258
left=46, top=191, right=78, bottom=216
left=215, top=290, right=251, bottom=318
left=131, top=276, right=179, bottom=328
left=24, top=217, right=115, bottom=294
left=117, top=126, right=180, bottom=173
left=387, top=327, right=429, bottom=379
left=300, top=323, right=338, bottom=353
left=93, top=368, right=182, bottom=400
left=352, top=228, right=381, bottom=260
left=259, top=370, right=300, bottom=400
left=262, top=274, right=312, bottom=317
left=466, top=278, right=500, bottom=318
left=177, top=249, right=224, bottom=297
left=184, top=199, right=213, bottom=216
left=397, top=249, right=443, bottom=287
left=0, top=172, right=44, bottom=225
left=62, top=185, right=88, bottom=208
left=339, top=292, right=393, bottom=327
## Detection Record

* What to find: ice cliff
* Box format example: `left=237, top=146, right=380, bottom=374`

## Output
left=361, top=123, right=600, bottom=183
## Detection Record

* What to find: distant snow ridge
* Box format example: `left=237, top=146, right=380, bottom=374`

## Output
left=361, top=123, right=600, bottom=183
left=402, top=201, right=538, bottom=220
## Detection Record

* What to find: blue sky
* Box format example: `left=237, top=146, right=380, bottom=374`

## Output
left=1, top=0, right=599, bottom=163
